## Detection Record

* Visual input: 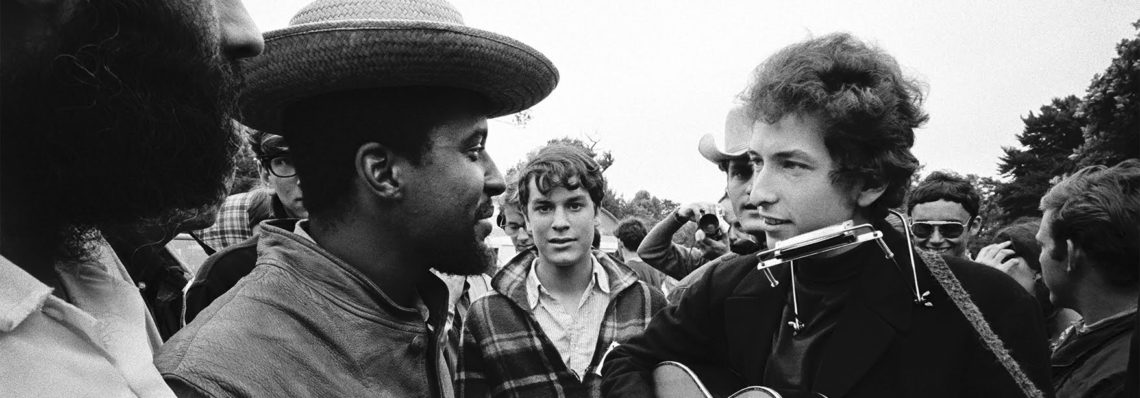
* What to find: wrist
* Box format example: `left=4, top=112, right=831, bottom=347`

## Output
left=672, top=210, right=687, bottom=224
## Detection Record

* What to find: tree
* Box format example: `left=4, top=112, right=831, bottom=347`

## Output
left=994, top=96, right=1085, bottom=222
left=1072, top=19, right=1140, bottom=168
left=965, top=174, right=1008, bottom=253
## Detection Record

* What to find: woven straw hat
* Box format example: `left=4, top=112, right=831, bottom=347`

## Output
left=240, top=0, right=560, bottom=133
left=698, top=105, right=751, bottom=163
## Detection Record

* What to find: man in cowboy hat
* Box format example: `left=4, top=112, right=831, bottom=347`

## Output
left=1, top=0, right=262, bottom=395
left=602, top=33, right=1050, bottom=398
left=636, top=107, right=763, bottom=301
left=156, top=0, right=558, bottom=396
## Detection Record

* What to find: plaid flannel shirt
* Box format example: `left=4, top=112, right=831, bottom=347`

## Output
left=457, top=249, right=666, bottom=398
left=194, top=189, right=276, bottom=251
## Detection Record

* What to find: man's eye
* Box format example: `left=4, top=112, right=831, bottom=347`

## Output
left=466, top=146, right=484, bottom=161
left=568, top=203, right=584, bottom=211
left=783, top=160, right=808, bottom=170
left=729, top=165, right=752, bottom=178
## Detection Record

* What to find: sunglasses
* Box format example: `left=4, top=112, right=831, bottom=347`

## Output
left=910, top=220, right=968, bottom=239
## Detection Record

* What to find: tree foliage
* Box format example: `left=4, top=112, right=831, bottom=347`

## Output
left=1072, top=19, right=1140, bottom=168
left=994, top=96, right=1085, bottom=222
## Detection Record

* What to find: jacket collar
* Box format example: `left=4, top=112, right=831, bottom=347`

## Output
left=1051, top=308, right=1137, bottom=366
left=493, top=248, right=639, bottom=311
left=256, top=219, right=450, bottom=330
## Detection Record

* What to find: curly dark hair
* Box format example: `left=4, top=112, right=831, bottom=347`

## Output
left=742, top=33, right=927, bottom=220
left=517, top=143, right=606, bottom=210
left=906, top=171, right=982, bottom=219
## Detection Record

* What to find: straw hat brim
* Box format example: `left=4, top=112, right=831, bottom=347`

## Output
left=240, top=19, right=560, bottom=134
left=698, top=133, right=747, bottom=163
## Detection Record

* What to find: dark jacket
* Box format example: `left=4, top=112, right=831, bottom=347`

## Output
left=182, top=235, right=260, bottom=323
left=1051, top=310, right=1136, bottom=398
left=457, top=249, right=666, bottom=397
left=601, top=221, right=1052, bottom=398
left=158, top=219, right=453, bottom=398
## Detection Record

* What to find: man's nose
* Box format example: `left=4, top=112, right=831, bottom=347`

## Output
left=219, top=0, right=265, bottom=61
left=483, top=154, right=506, bottom=197
left=747, top=166, right=775, bottom=208
left=551, top=208, right=571, bottom=230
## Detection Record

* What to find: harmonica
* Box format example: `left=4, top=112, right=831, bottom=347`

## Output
left=756, top=221, right=892, bottom=270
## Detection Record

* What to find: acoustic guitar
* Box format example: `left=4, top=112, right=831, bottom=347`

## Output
left=653, top=362, right=825, bottom=398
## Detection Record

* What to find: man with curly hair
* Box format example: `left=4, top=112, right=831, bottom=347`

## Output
left=601, top=33, right=1051, bottom=398
left=458, top=143, right=665, bottom=397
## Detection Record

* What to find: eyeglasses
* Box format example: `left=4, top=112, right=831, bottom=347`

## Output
left=259, top=155, right=296, bottom=178
left=910, top=221, right=968, bottom=239
left=498, top=220, right=526, bottom=236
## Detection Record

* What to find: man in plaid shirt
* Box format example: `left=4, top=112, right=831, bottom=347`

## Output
left=457, top=144, right=666, bottom=397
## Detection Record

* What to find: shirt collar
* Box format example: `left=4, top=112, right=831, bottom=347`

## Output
left=525, top=255, right=609, bottom=310
left=0, top=255, right=53, bottom=332
left=293, top=219, right=314, bottom=243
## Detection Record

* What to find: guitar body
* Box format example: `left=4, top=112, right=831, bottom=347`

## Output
left=653, top=361, right=783, bottom=398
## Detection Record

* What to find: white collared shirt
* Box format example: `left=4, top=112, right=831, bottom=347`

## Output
left=0, top=237, right=173, bottom=398
left=526, top=257, right=612, bottom=380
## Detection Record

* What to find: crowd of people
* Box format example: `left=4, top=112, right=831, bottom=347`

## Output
left=1, top=0, right=1137, bottom=397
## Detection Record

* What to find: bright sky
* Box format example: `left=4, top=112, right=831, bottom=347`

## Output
left=243, top=0, right=1137, bottom=205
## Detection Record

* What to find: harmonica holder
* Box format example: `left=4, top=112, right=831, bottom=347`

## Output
left=755, top=218, right=930, bottom=334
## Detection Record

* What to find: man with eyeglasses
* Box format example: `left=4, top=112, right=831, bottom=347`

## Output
left=184, top=129, right=308, bottom=323
left=194, top=129, right=308, bottom=252
left=905, top=171, right=981, bottom=259
left=497, top=167, right=535, bottom=255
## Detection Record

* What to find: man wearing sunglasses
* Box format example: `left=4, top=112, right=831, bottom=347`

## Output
left=905, top=171, right=981, bottom=259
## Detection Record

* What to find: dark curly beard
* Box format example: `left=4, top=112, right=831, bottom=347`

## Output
left=1, top=0, right=242, bottom=265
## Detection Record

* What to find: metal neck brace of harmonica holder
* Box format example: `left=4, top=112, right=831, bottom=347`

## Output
left=754, top=210, right=931, bottom=334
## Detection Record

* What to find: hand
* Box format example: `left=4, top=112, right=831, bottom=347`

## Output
left=975, top=241, right=1015, bottom=269
left=976, top=241, right=1037, bottom=293
left=695, top=234, right=729, bottom=259
left=675, top=202, right=719, bottom=224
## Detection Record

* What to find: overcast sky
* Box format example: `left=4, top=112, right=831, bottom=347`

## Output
left=243, top=0, right=1137, bottom=205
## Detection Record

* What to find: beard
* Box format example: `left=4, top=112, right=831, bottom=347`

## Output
left=0, top=0, right=241, bottom=263
left=429, top=209, right=496, bottom=276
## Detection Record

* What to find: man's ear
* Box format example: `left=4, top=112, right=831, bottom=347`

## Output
left=1065, top=239, right=1083, bottom=272
left=968, top=217, right=982, bottom=236
left=855, top=183, right=887, bottom=208
left=356, top=142, right=400, bottom=199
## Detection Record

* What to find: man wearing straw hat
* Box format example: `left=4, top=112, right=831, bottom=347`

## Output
left=156, top=0, right=558, bottom=396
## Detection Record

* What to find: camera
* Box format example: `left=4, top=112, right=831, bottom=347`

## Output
left=695, top=206, right=729, bottom=242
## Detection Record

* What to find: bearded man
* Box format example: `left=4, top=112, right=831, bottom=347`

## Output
left=155, top=0, right=558, bottom=396
left=0, top=0, right=263, bottom=396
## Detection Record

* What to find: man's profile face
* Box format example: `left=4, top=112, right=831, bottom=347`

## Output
left=262, top=155, right=307, bottom=219
left=910, top=199, right=973, bottom=258
left=525, top=180, right=597, bottom=269
left=723, top=157, right=764, bottom=235
left=500, top=205, right=533, bottom=252
left=747, top=114, right=861, bottom=248
left=1036, top=210, right=1071, bottom=306
left=0, top=0, right=262, bottom=259
left=401, top=114, right=504, bottom=276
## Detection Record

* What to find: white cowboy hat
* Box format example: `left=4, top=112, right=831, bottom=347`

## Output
left=239, top=0, right=559, bottom=133
left=697, top=105, right=751, bottom=163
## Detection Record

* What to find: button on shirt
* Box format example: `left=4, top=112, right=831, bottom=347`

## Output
left=526, top=257, right=611, bottom=379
